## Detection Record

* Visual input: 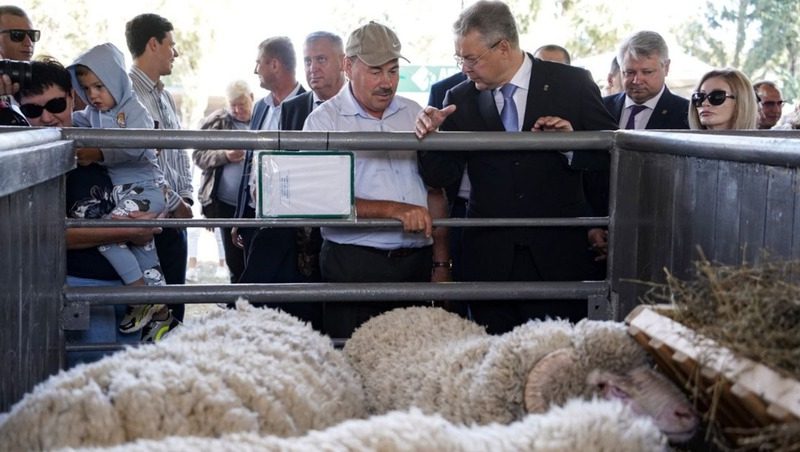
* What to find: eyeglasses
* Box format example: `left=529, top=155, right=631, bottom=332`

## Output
left=454, top=40, right=502, bottom=68
left=20, top=97, right=67, bottom=118
left=691, top=90, right=736, bottom=107
left=760, top=100, right=784, bottom=108
left=0, top=29, right=41, bottom=43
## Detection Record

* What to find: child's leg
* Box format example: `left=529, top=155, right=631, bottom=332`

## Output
left=112, top=182, right=168, bottom=333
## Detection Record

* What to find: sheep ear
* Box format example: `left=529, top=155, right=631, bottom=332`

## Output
left=523, top=348, right=577, bottom=413
left=586, top=369, right=632, bottom=401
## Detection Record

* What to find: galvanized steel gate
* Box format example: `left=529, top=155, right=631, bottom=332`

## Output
left=2, top=127, right=799, bottom=411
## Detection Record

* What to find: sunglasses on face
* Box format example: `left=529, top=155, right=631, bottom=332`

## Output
left=691, top=90, right=736, bottom=107
left=20, top=97, right=67, bottom=118
left=0, top=29, right=41, bottom=43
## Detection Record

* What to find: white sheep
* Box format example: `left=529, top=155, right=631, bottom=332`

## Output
left=343, top=306, right=698, bottom=443
left=58, top=399, right=668, bottom=452
left=0, top=301, right=367, bottom=450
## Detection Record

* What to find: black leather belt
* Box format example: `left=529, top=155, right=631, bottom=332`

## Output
left=356, top=244, right=430, bottom=258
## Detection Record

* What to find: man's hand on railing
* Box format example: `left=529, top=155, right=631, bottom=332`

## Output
left=532, top=116, right=574, bottom=132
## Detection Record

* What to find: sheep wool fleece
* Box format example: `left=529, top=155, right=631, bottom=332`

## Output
left=58, top=399, right=667, bottom=452
left=343, top=306, right=649, bottom=424
left=0, top=302, right=367, bottom=450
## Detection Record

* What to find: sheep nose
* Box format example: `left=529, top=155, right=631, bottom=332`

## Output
left=674, top=406, right=698, bottom=424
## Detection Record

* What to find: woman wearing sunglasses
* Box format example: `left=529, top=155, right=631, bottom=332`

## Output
left=688, top=68, right=758, bottom=130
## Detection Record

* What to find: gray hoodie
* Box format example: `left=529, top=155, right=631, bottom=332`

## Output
left=69, top=43, right=162, bottom=187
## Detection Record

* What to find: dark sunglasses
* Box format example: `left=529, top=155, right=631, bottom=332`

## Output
left=0, top=29, right=41, bottom=43
left=20, top=97, right=68, bottom=118
left=691, top=90, right=736, bottom=107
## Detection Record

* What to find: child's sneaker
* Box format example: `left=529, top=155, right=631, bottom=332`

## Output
left=119, top=304, right=161, bottom=333
left=141, top=310, right=180, bottom=343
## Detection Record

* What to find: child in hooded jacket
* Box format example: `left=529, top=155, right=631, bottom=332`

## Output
left=69, top=43, right=179, bottom=339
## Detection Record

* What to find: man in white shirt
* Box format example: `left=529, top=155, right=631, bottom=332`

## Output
left=304, top=22, right=449, bottom=336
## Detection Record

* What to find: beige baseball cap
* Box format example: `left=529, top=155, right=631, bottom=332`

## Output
left=345, top=21, right=408, bottom=66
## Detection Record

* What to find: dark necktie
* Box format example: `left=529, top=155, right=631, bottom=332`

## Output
left=500, top=84, right=518, bottom=132
left=625, top=104, right=648, bottom=130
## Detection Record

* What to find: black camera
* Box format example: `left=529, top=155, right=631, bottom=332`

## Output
left=0, top=59, right=32, bottom=87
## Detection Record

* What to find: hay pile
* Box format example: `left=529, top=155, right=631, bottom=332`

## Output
left=644, top=257, right=800, bottom=451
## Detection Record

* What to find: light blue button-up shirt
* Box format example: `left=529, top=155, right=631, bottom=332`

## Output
left=304, top=84, right=431, bottom=250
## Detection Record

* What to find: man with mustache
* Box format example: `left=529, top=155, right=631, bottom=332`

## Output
left=303, top=22, right=449, bottom=337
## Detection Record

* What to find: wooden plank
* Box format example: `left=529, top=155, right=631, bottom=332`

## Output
left=713, top=162, right=743, bottom=264
left=763, top=167, right=796, bottom=257
left=625, top=306, right=800, bottom=422
left=689, top=158, right=719, bottom=266
left=737, top=164, right=768, bottom=263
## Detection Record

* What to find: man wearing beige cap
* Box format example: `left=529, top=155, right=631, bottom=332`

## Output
left=303, top=21, right=450, bottom=337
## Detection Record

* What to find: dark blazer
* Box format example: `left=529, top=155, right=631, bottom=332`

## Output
left=428, top=72, right=468, bottom=109
left=419, top=56, right=617, bottom=282
left=603, top=87, right=690, bottom=130
left=280, top=91, right=316, bottom=131
left=233, top=87, right=310, bottom=289
left=427, top=72, right=469, bottom=206
left=234, top=87, right=306, bottom=219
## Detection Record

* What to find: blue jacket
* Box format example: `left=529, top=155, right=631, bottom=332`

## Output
left=69, top=43, right=160, bottom=186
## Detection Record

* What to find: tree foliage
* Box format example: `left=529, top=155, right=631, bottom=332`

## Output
left=677, top=0, right=800, bottom=99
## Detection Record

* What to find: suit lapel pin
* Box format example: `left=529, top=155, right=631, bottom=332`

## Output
left=543, top=84, right=549, bottom=92
left=661, top=109, right=668, bottom=115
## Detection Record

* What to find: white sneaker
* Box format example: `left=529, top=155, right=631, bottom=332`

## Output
left=214, top=266, right=229, bottom=279
left=186, top=267, right=199, bottom=282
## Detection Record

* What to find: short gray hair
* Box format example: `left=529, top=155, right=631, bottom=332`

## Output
left=225, top=80, right=252, bottom=101
left=453, top=0, right=519, bottom=49
left=305, top=31, right=343, bottom=53
left=618, top=30, right=669, bottom=66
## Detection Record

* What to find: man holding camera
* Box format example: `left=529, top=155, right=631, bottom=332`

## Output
left=0, top=5, right=38, bottom=116
left=0, top=5, right=36, bottom=62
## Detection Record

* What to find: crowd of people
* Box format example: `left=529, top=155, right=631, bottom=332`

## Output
left=1, top=1, right=795, bottom=363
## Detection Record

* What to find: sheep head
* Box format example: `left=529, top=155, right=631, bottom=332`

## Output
left=587, top=367, right=698, bottom=443
left=523, top=349, right=698, bottom=444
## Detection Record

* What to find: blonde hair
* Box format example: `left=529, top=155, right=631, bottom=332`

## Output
left=225, top=80, right=252, bottom=102
left=688, top=68, right=758, bottom=130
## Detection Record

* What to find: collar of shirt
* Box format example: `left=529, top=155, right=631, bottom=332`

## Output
left=623, top=84, right=666, bottom=111
left=620, top=84, right=666, bottom=129
left=493, top=53, right=532, bottom=117
left=312, top=91, right=324, bottom=106
left=266, top=82, right=303, bottom=107
left=340, top=82, right=404, bottom=120
left=130, top=65, right=163, bottom=93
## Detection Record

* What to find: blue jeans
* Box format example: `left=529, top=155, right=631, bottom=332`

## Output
left=65, top=276, right=141, bottom=368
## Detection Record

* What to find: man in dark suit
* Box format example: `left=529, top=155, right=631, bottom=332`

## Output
left=590, top=31, right=690, bottom=262
left=415, top=0, right=617, bottom=334
left=256, top=31, right=347, bottom=330
left=232, top=36, right=305, bottom=285
left=603, top=31, right=689, bottom=131
left=281, top=31, right=345, bottom=131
